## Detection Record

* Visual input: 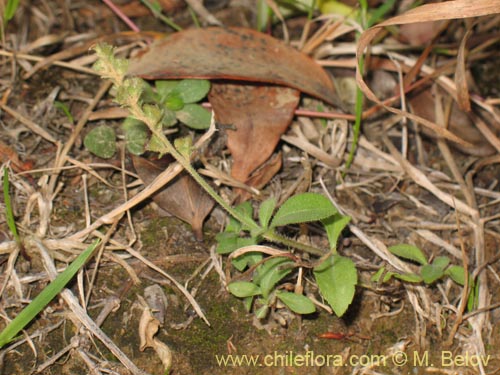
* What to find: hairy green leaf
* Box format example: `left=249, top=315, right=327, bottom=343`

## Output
left=122, top=117, right=148, bottom=155
left=388, top=244, right=428, bottom=265
left=164, top=92, right=184, bottom=111
left=314, top=254, right=356, bottom=317
left=445, top=265, right=466, bottom=286
left=175, top=79, right=211, bottom=103
left=84, top=125, right=116, bottom=159
left=392, top=272, right=423, bottom=283
left=421, top=264, right=445, bottom=284
left=276, top=291, right=316, bottom=314
left=258, top=197, right=276, bottom=229
left=254, top=257, right=294, bottom=299
left=228, top=281, right=261, bottom=298
left=321, top=213, right=351, bottom=251
left=270, top=192, right=337, bottom=228
left=176, top=104, right=211, bottom=129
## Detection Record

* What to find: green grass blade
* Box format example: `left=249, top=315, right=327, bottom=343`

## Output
left=0, top=240, right=100, bottom=348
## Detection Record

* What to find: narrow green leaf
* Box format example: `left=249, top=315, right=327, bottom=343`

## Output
left=84, top=125, right=116, bottom=159
left=243, top=296, right=253, bottom=312
left=4, top=0, right=20, bottom=22
left=258, top=197, right=276, bottom=229
left=176, top=104, right=211, bottom=129
left=270, top=193, right=337, bottom=228
left=468, top=280, right=479, bottom=311
left=228, top=282, right=262, bottom=298
left=174, top=79, right=211, bottom=103
left=367, top=0, right=396, bottom=27
left=276, top=291, right=316, bottom=314
left=314, top=254, right=357, bottom=317
left=255, top=304, right=269, bottom=319
left=0, top=240, right=100, bottom=348
left=54, top=101, right=74, bottom=123
left=392, top=272, right=423, bottom=283
left=388, top=244, right=428, bottom=265
left=321, top=213, right=351, bottom=250
left=372, top=267, right=396, bottom=283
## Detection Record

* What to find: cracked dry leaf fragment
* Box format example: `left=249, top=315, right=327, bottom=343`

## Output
left=132, top=154, right=214, bottom=240
left=138, top=306, right=173, bottom=372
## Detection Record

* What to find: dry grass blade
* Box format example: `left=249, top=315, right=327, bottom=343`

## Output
left=355, top=0, right=500, bottom=147
left=34, top=239, right=150, bottom=375
left=0, top=103, right=57, bottom=144
left=383, top=136, right=477, bottom=217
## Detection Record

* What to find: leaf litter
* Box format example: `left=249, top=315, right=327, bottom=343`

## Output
left=0, top=1, right=500, bottom=374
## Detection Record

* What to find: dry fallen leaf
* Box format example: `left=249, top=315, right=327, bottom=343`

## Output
left=128, top=27, right=337, bottom=105
left=129, top=27, right=338, bottom=193
left=132, top=154, right=214, bottom=240
left=208, top=82, right=300, bottom=183
left=138, top=305, right=172, bottom=372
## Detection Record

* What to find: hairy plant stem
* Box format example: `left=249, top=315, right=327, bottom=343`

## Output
left=101, top=53, right=326, bottom=257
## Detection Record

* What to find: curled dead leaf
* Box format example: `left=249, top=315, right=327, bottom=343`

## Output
left=132, top=154, right=214, bottom=240
left=138, top=306, right=173, bottom=372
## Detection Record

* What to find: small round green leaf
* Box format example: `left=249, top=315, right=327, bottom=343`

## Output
left=84, top=125, right=116, bottom=159
left=156, top=80, right=179, bottom=98
left=176, top=104, right=211, bottom=129
left=276, top=291, right=316, bottom=314
left=175, top=79, right=211, bottom=103
left=122, top=117, right=148, bottom=155
left=270, top=192, right=337, bottom=228
left=164, top=92, right=184, bottom=111
left=432, top=256, right=450, bottom=270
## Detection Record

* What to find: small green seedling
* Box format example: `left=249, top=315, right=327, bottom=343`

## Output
left=90, top=44, right=357, bottom=319
left=372, top=244, right=478, bottom=310
left=222, top=193, right=357, bottom=318
left=0, top=240, right=100, bottom=348
left=84, top=77, right=211, bottom=159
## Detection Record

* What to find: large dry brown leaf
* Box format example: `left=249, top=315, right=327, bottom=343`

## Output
left=209, top=82, right=300, bottom=183
left=129, top=27, right=337, bottom=193
left=132, top=155, right=214, bottom=240
left=128, top=27, right=337, bottom=105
